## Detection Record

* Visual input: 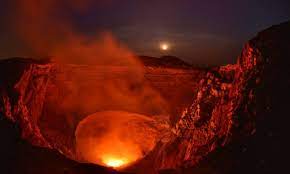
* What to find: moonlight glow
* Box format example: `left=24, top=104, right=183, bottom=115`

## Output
left=160, top=43, right=170, bottom=51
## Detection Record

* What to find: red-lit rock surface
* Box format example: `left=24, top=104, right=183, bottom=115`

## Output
left=1, top=21, right=290, bottom=174
left=0, top=57, right=205, bottom=160
left=143, top=21, right=290, bottom=173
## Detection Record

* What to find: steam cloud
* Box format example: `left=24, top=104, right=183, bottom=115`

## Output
left=13, top=0, right=137, bottom=65
left=12, top=0, right=170, bottom=166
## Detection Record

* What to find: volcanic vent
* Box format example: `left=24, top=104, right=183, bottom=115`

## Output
left=75, top=111, right=166, bottom=168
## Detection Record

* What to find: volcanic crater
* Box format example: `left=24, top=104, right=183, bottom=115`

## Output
left=1, top=21, right=290, bottom=174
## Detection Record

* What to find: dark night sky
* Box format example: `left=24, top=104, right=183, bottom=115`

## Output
left=0, top=0, right=290, bottom=65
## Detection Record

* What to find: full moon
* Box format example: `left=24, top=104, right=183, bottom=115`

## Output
left=160, top=43, right=170, bottom=51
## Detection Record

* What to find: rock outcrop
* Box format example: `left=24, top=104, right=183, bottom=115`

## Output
left=143, top=21, right=290, bottom=173
left=0, top=21, right=290, bottom=174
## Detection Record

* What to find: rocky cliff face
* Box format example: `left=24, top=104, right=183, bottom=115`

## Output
left=144, top=21, right=290, bottom=173
left=1, top=21, right=290, bottom=174
left=0, top=58, right=205, bottom=161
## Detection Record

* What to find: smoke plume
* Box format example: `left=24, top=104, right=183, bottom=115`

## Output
left=12, top=0, right=170, bottom=166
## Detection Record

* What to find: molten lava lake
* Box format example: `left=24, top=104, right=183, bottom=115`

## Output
left=75, top=111, right=169, bottom=169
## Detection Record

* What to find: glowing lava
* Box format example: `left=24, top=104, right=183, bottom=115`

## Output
left=103, top=158, right=127, bottom=168
left=75, top=111, right=168, bottom=170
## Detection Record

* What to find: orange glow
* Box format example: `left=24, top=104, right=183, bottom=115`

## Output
left=103, top=158, right=127, bottom=168
left=75, top=111, right=165, bottom=170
